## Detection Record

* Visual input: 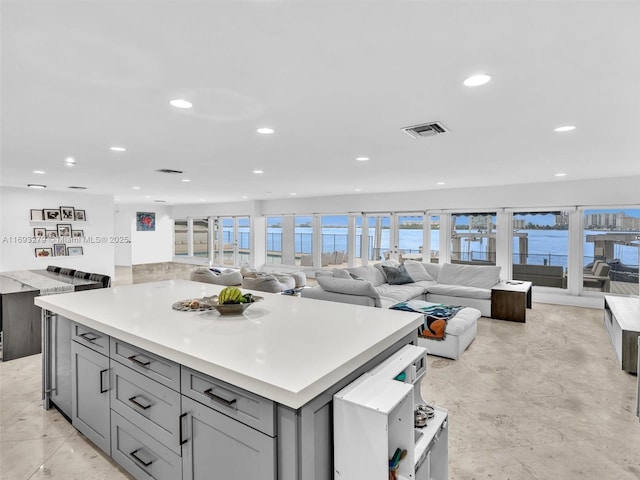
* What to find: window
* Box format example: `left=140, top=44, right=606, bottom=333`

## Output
left=266, top=216, right=282, bottom=264
left=397, top=215, right=423, bottom=261
left=451, top=213, right=496, bottom=265
left=174, top=219, right=188, bottom=256
left=583, top=208, right=639, bottom=295
left=192, top=219, right=209, bottom=258
left=367, top=215, right=391, bottom=261
left=428, top=215, right=440, bottom=264
left=295, top=215, right=312, bottom=266
left=237, top=217, right=250, bottom=264
left=512, top=211, right=568, bottom=289
left=321, top=215, right=348, bottom=266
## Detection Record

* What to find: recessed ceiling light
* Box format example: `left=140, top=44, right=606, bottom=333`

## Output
left=356, top=157, right=369, bottom=162
left=33, top=170, right=46, bottom=174
left=27, top=184, right=46, bottom=189
left=436, top=182, right=445, bottom=185
left=256, top=127, right=274, bottom=134
left=181, top=179, right=191, bottom=182
left=242, top=195, right=248, bottom=199
left=252, top=170, right=264, bottom=174
left=145, top=195, right=151, bottom=198
left=290, top=193, right=297, bottom=196
left=354, top=188, right=362, bottom=192
left=64, top=157, right=76, bottom=165
left=169, top=98, right=193, bottom=109
left=463, top=74, right=491, bottom=87
left=555, top=173, right=567, bottom=177
left=132, top=186, right=141, bottom=190
left=110, top=146, right=126, bottom=152
left=200, top=199, right=206, bottom=202
left=554, top=125, right=576, bottom=132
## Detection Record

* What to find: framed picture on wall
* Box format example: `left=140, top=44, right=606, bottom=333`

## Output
left=60, top=206, right=75, bottom=221
left=33, top=227, right=46, bottom=237
left=67, top=246, right=83, bottom=256
left=53, top=244, right=66, bottom=256
left=46, top=230, right=58, bottom=239
left=72, top=230, right=84, bottom=237
left=30, top=209, right=44, bottom=221
left=35, top=248, right=53, bottom=258
left=57, top=224, right=72, bottom=237
left=44, top=209, right=61, bottom=221
left=74, top=210, right=86, bottom=221
left=136, top=212, right=156, bottom=231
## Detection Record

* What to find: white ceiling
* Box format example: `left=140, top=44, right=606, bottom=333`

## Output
left=2, top=0, right=639, bottom=205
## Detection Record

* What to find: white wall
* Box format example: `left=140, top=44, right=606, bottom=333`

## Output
left=114, top=204, right=173, bottom=265
left=169, top=175, right=640, bottom=218
left=258, top=176, right=640, bottom=215
left=0, top=187, right=115, bottom=277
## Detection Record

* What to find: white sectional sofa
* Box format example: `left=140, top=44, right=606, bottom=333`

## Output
left=302, top=260, right=501, bottom=317
left=301, top=260, right=502, bottom=360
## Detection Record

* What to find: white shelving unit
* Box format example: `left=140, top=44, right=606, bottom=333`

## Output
left=334, top=345, right=448, bottom=480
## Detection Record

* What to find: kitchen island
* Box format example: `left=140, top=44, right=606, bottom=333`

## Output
left=36, top=279, right=423, bottom=480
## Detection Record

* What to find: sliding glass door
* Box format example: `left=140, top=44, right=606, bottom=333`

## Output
left=583, top=208, right=639, bottom=295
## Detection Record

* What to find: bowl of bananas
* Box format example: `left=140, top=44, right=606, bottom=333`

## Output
left=206, top=287, right=263, bottom=315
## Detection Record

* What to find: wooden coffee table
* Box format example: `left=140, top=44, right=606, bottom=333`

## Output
left=491, top=281, right=533, bottom=323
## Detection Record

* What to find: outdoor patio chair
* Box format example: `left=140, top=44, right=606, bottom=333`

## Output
left=583, top=263, right=611, bottom=292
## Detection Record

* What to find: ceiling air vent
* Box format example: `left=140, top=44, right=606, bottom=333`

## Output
left=402, top=121, right=449, bottom=139
left=155, top=168, right=183, bottom=175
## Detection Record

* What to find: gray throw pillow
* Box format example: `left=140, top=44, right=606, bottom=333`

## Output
left=381, top=264, right=414, bottom=285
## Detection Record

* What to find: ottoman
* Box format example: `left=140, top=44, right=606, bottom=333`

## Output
left=417, top=306, right=481, bottom=360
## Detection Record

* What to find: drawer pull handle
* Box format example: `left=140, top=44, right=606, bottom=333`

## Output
left=99, top=369, right=109, bottom=393
left=179, top=413, right=188, bottom=445
left=203, top=388, right=237, bottom=407
left=79, top=332, right=98, bottom=343
left=128, top=395, right=151, bottom=410
left=129, top=449, right=153, bottom=468
left=128, top=355, right=151, bottom=368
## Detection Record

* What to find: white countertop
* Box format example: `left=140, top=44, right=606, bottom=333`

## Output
left=35, top=280, right=423, bottom=409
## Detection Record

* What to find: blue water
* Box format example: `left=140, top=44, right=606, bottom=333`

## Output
left=243, top=227, right=638, bottom=267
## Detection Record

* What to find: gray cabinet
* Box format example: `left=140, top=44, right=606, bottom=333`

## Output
left=71, top=340, right=111, bottom=455
left=181, top=396, right=276, bottom=480
left=111, top=411, right=182, bottom=480
left=43, top=313, right=73, bottom=418
left=110, top=360, right=182, bottom=454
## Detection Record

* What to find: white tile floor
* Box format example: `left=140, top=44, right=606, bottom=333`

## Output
left=1, top=274, right=639, bottom=479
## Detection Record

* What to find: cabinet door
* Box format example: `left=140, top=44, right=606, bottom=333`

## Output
left=181, top=396, right=276, bottom=480
left=71, top=340, right=110, bottom=455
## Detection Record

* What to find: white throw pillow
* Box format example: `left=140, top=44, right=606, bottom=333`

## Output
left=332, top=268, right=352, bottom=279
left=437, top=263, right=501, bottom=289
left=402, top=261, right=433, bottom=281
left=345, top=265, right=387, bottom=286
left=316, top=276, right=381, bottom=300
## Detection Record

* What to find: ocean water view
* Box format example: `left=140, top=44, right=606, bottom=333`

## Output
left=254, top=227, right=639, bottom=268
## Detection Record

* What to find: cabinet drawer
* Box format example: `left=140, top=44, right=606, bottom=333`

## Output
left=181, top=366, right=275, bottom=437
left=111, top=411, right=182, bottom=480
left=110, top=361, right=182, bottom=454
left=71, top=322, right=109, bottom=355
left=110, top=338, right=180, bottom=390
